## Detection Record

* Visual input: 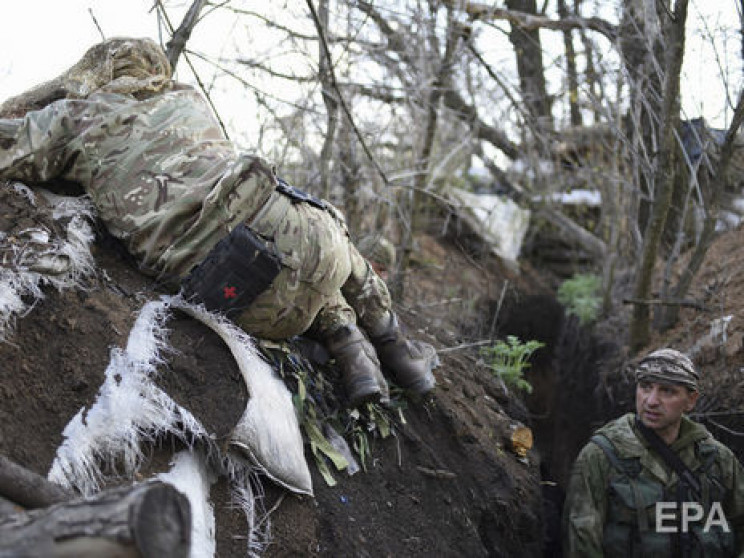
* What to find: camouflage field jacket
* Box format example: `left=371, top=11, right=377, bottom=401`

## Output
left=0, top=83, right=278, bottom=281
left=563, top=413, right=744, bottom=557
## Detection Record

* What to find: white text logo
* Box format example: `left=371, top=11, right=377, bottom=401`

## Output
left=655, top=502, right=730, bottom=533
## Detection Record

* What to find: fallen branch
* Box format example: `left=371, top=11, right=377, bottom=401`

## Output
left=622, top=297, right=707, bottom=311
left=705, top=418, right=744, bottom=438
left=0, top=481, right=191, bottom=558
left=437, top=339, right=494, bottom=354
left=0, top=455, right=73, bottom=509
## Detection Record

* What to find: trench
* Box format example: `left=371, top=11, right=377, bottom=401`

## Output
left=491, top=293, right=627, bottom=557
left=490, top=292, right=744, bottom=557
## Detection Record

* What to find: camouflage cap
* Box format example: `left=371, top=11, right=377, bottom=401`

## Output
left=635, top=348, right=699, bottom=391
left=357, top=235, right=396, bottom=269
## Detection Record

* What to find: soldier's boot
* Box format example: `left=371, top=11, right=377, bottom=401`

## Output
left=368, top=312, right=438, bottom=398
left=326, top=324, right=390, bottom=408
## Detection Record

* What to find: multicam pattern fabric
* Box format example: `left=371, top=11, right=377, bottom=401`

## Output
left=563, top=413, right=744, bottom=557
left=0, top=85, right=276, bottom=280
left=0, top=79, right=392, bottom=339
left=232, top=190, right=391, bottom=339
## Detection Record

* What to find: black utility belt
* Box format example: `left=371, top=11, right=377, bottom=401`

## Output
left=181, top=224, right=282, bottom=317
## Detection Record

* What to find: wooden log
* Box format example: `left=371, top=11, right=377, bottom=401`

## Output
left=0, top=495, right=21, bottom=517
left=0, top=481, right=191, bottom=558
left=0, top=455, right=73, bottom=509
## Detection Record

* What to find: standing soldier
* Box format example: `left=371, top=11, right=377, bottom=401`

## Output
left=0, top=37, right=437, bottom=408
left=563, top=348, right=744, bottom=556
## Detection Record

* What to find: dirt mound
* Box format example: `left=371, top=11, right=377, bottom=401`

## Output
left=0, top=185, right=546, bottom=556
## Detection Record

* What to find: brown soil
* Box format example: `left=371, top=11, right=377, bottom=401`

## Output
left=2, top=181, right=742, bottom=557
left=0, top=185, right=547, bottom=557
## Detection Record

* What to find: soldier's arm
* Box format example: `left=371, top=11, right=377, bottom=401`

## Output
left=563, top=442, right=610, bottom=557
left=721, top=448, right=744, bottom=556
left=0, top=100, right=88, bottom=185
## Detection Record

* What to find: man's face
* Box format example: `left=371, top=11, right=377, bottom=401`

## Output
left=636, top=380, right=699, bottom=438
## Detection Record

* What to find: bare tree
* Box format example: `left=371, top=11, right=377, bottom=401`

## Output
left=179, top=1, right=739, bottom=345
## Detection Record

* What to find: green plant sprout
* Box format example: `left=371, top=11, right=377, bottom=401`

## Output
left=557, top=273, right=601, bottom=325
left=480, top=335, right=545, bottom=394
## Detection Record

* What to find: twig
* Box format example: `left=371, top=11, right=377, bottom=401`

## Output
left=305, top=0, right=389, bottom=186
left=155, top=0, right=229, bottom=139
left=415, top=297, right=462, bottom=308
left=88, top=8, right=106, bottom=41
left=705, top=418, right=744, bottom=438
left=416, top=465, right=457, bottom=479
left=690, top=410, right=744, bottom=418
left=489, top=280, right=509, bottom=339
left=437, top=339, right=493, bottom=354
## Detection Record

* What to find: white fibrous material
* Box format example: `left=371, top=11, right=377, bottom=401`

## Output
left=0, top=188, right=96, bottom=341
left=50, top=294, right=309, bottom=556
left=158, top=451, right=217, bottom=558
left=227, top=464, right=271, bottom=557
left=49, top=298, right=210, bottom=494
left=173, top=297, right=313, bottom=496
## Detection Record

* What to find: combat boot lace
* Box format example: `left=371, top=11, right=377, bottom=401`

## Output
left=326, top=325, right=390, bottom=407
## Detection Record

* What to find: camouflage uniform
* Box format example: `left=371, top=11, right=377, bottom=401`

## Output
left=564, top=413, right=744, bottom=557
left=0, top=83, right=390, bottom=340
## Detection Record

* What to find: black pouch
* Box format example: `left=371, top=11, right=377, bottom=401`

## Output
left=181, top=224, right=282, bottom=317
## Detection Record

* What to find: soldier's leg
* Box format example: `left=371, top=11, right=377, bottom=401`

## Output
left=309, top=295, right=389, bottom=407
left=232, top=200, right=390, bottom=407
left=341, top=245, right=437, bottom=397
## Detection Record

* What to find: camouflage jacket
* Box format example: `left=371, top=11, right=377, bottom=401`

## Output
left=0, top=83, right=278, bottom=281
left=563, top=413, right=744, bottom=557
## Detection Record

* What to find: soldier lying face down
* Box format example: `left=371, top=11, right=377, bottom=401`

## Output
left=0, top=37, right=437, bottom=407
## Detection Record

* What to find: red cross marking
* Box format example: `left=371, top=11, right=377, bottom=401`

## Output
left=223, top=286, right=237, bottom=299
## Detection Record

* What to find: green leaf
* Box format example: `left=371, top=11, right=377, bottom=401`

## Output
left=305, top=421, right=349, bottom=471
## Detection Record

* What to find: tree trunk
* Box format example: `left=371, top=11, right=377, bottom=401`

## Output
left=629, top=0, right=689, bottom=352
left=316, top=0, right=340, bottom=200
left=558, top=0, right=582, bottom=126
left=393, top=5, right=461, bottom=299
left=505, top=0, right=553, bottom=133
left=0, top=482, right=191, bottom=558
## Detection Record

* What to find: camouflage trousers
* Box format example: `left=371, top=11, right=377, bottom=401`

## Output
left=232, top=189, right=391, bottom=341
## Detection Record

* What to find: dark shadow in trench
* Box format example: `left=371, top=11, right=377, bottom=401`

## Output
left=492, top=293, right=625, bottom=558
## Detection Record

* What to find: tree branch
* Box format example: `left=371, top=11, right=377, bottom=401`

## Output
left=0, top=455, right=72, bottom=509
left=166, top=0, right=208, bottom=70
left=442, top=1, right=618, bottom=42
left=306, top=0, right=389, bottom=185
left=156, top=0, right=229, bottom=139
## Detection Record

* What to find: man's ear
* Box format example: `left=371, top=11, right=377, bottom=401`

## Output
left=685, top=390, right=700, bottom=412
